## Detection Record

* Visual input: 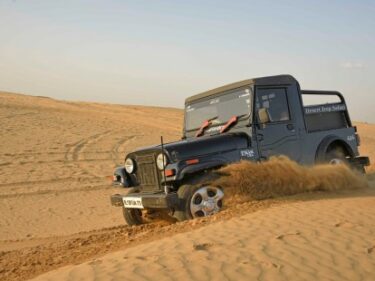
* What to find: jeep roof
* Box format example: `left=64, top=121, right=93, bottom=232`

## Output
left=185, top=74, right=298, bottom=104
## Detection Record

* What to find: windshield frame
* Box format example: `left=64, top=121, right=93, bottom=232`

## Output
left=183, top=86, right=253, bottom=135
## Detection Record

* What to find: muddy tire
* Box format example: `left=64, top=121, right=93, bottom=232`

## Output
left=174, top=184, right=224, bottom=222
left=122, top=207, right=143, bottom=226
left=173, top=185, right=193, bottom=222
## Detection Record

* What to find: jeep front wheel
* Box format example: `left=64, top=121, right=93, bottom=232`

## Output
left=174, top=185, right=224, bottom=222
left=122, top=207, right=143, bottom=226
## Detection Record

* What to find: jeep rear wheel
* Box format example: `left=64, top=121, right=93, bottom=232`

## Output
left=122, top=207, right=143, bottom=226
left=174, top=185, right=224, bottom=222
left=325, top=148, right=348, bottom=165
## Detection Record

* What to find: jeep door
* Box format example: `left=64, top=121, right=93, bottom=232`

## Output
left=254, top=86, right=302, bottom=161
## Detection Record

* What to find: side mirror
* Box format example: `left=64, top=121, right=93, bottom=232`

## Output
left=258, top=108, right=270, bottom=124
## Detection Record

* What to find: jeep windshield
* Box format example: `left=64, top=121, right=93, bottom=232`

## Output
left=185, top=87, right=252, bottom=134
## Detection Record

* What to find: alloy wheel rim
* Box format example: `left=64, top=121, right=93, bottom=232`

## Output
left=190, top=186, right=224, bottom=218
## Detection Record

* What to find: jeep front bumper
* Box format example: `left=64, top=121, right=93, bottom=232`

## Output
left=110, top=192, right=179, bottom=209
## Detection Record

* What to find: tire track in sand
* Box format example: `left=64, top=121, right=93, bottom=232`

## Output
left=63, top=131, right=112, bottom=177
left=64, top=131, right=111, bottom=162
left=110, top=134, right=143, bottom=166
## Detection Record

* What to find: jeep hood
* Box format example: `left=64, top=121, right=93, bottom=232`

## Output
left=128, top=133, right=250, bottom=162
left=133, top=133, right=249, bottom=162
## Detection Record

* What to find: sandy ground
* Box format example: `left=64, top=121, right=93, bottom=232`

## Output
left=0, top=91, right=374, bottom=280
left=32, top=191, right=375, bottom=281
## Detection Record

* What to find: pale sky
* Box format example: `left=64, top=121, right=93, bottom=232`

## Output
left=0, top=0, right=374, bottom=122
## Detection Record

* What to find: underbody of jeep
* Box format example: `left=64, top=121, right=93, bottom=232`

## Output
left=110, top=75, right=370, bottom=225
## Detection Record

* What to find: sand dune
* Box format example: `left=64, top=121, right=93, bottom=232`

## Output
left=0, top=91, right=374, bottom=281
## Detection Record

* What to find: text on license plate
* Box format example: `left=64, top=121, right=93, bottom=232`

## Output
left=123, top=197, right=144, bottom=209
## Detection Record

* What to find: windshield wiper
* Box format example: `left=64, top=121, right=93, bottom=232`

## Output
left=195, top=116, right=218, bottom=137
left=220, top=114, right=248, bottom=134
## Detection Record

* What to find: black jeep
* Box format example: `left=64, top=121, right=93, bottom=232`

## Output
left=110, top=75, right=370, bottom=225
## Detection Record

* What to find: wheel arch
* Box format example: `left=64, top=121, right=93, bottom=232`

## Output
left=176, top=159, right=226, bottom=182
left=179, top=168, right=221, bottom=187
left=315, top=135, right=354, bottom=163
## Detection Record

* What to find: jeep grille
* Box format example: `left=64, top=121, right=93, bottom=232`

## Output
left=135, top=154, right=161, bottom=192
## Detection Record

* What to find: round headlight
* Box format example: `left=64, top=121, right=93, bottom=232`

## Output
left=124, top=158, right=135, bottom=174
left=156, top=153, right=168, bottom=170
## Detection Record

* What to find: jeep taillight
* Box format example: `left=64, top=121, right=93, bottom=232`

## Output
left=356, top=134, right=361, bottom=146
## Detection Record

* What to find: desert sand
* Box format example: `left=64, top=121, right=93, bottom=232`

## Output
left=0, top=91, right=374, bottom=281
left=31, top=191, right=375, bottom=281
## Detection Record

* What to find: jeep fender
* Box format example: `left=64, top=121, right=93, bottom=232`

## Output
left=113, top=167, right=133, bottom=187
left=315, top=135, right=354, bottom=163
left=176, top=160, right=226, bottom=181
